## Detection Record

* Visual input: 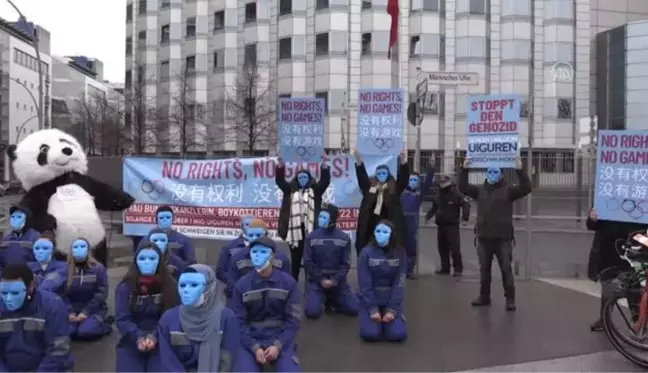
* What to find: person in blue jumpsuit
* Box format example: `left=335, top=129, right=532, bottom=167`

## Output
left=232, top=236, right=301, bottom=372
left=155, top=205, right=196, bottom=265
left=357, top=219, right=407, bottom=342
left=137, top=228, right=187, bottom=281
left=28, top=235, right=68, bottom=297
left=115, top=243, right=179, bottom=372
left=0, top=263, right=74, bottom=371
left=226, top=219, right=291, bottom=303
left=156, top=264, right=240, bottom=372
left=66, top=238, right=113, bottom=340
left=0, top=205, right=39, bottom=271
left=400, top=157, right=435, bottom=278
left=216, top=215, right=253, bottom=286
left=303, top=203, right=358, bottom=319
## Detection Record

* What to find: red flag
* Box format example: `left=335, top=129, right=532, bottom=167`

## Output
left=387, top=0, right=399, bottom=59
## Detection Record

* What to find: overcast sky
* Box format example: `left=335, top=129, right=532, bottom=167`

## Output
left=0, top=0, right=125, bottom=82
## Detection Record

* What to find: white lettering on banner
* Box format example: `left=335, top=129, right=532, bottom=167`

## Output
left=617, top=168, right=631, bottom=181
left=226, top=184, right=244, bottom=203
left=253, top=183, right=273, bottom=203
left=634, top=169, right=648, bottom=182
left=598, top=182, right=613, bottom=197
left=616, top=184, right=630, bottom=198
left=632, top=185, right=648, bottom=199
left=171, top=183, right=188, bottom=201
left=600, top=166, right=615, bottom=181
left=190, top=185, right=204, bottom=203
left=207, top=184, right=225, bottom=203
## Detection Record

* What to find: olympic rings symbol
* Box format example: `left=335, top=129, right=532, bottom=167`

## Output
left=606, top=198, right=648, bottom=220
left=295, top=146, right=317, bottom=160
left=141, top=179, right=166, bottom=200
left=364, top=137, right=396, bottom=153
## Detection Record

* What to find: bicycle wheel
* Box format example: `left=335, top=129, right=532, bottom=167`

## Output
left=603, top=293, right=648, bottom=367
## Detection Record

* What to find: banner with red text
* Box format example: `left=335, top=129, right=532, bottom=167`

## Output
left=122, top=155, right=396, bottom=239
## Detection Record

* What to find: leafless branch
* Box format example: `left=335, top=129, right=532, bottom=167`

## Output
left=123, top=61, right=159, bottom=154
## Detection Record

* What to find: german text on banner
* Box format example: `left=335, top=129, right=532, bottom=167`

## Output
left=356, top=88, right=404, bottom=156
left=466, top=94, right=520, bottom=168
left=123, top=155, right=396, bottom=239
left=594, top=130, right=648, bottom=224
left=278, top=97, right=325, bottom=163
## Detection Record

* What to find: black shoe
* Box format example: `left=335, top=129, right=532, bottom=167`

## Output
left=590, top=319, right=604, bottom=332
left=452, top=271, right=463, bottom=277
left=435, top=269, right=450, bottom=275
left=471, top=297, right=491, bottom=307
left=506, top=299, right=516, bottom=311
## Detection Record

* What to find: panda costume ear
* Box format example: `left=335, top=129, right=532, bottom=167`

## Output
left=6, top=144, right=16, bottom=161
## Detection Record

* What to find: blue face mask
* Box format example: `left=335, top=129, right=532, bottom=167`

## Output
left=250, top=245, right=273, bottom=271
left=408, top=175, right=420, bottom=190
left=9, top=211, right=26, bottom=231
left=178, top=272, right=206, bottom=306
left=149, top=233, right=168, bottom=253
left=297, top=172, right=309, bottom=188
left=0, top=280, right=28, bottom=311
left=318, top=211, right=331, bottom=228
left=157, top=211, right=173, bottom=230
left=241, top=217, right=252, bottom=232
left=136, top=249, right=160, bottom=276
left=374, top=223, right=392, bottom=247
left=33, top=239, right=53, bottom=263
left=71, top=239, right=89, bottom=262
left=245, top=227, right=265, bottom=242
left=486, top=167, right=502, bottom=184
left=376, top=168, right=389, bottom=184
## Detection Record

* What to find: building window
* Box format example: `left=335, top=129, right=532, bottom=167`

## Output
left=138, top=31, right=146, bottom=47
left=186, top=17, right=196, bottom=38
left=545, top=42, right=573, bottom=63
left=244, top=44, right=257, bottom=65
left=362, top=1, right=371, bottom=9
left=501, top=40, right=531, bottom=60
left=412, top=0, right=440, bottom=11
left=316, top=0, right=328, bottom=10
left=502, top=0, right=530, bottom=16
left=278, top=93, right=291, bottom=99
left=160, top=60, right=170, bottom=79
left=245, top=3, right=257, bottom=23
left=138, top=0, right=147, bottom=15
left=185, top=55, right=196, bottom=73
left=279, top=38, right=292, bottom=60
left=279, top=0, right=291, bottom=15
left=315, top=92, right=328, bottom=113
left=456, top=36, right=486, bottom=59
left=161, top=25, right=170, bottom=43
left=315, top=33, right=329, bottom=56
left=410, top=35, right=420, bottom=56
left=557, top=98, right=572, bottom=119
left=545, top=0, right=573, bottom=19
left=469, top=0, right=485, bottom=14
left=213, top=51, right=223, bottom=68
left=160, top=0, right=170, bottom=8
left=126, top=4, right=133, bottom=21
left=520, top=98, right=530, bottom=118
left=125, top=70, right=132, bottom=88
left=362, top=33, right=372, bottom=55
left=137, top=66, right=145, bottom=84
left=126, top=37, right=133, bottom=55
left=214, top=11, right=225, bottom=30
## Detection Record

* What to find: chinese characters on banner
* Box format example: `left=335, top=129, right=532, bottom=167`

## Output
left=466, top=94, right=520, bottom=168
left=356, top=88, right=403, bottom=156
left=594, top=130, right=648, bottom=224
left=122, top=155, right=397, bottom=239
left=278, top=97, right=325, bottom=163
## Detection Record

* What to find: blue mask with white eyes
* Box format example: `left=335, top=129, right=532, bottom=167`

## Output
left=157, top=211, right=173, bottom=230
left=0, top=280, right=27, bottom=311
left=178, top=272, right=206, bottom=306
left=71, top=239, right=89, bottom=262
left=297, top=172, right=309, bottom=188
left=9, top=211, right=26, bottom=231
left=374, top=223, right=392, bottom=247
left=136, top=249, right=160, bottom=276
left=408, top=175, right=420, bottom=190
left=241, top=216, right=253, bottom=232
left=33, top=239, right=53, bottom=263
left=245, top=227, right=265, bottom=242
left=149, top=233, right=168, bottom=253
left=486, top=167, right=502, bottom=184
left=250, top=245, right=273, bottom=271
left=376, top=168, right=389, bottom=184
left=318, top=211, right=331, bottom=228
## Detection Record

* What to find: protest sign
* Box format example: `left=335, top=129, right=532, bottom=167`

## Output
left=357, top=88, right=403, bottom=156
left=123, top=155, right=397, bottom=239
left=594, top=130, right=648, bottom=224
left=466, top=94, right=520, bottom=168
left=278, top=97, right=325, bottom=163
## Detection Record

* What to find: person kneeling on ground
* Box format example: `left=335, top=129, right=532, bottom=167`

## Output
left=0, top=263, right=74, bottom=371
left=138, top=228, right=187, bottom=281
left=303, top=203, right=359, bottom=319
left=66, top=238, right=113, bottom=340
left=152, top=205, right=196, bottom=265
left=357, top=220, right=407, bottom=343
left=28, top=233, right=68, bottom=298
left=232, top=236, right=301, bottom=372
left=156, top=264, right=240, bottom=372
left=216, top=215, right=253, bottom=286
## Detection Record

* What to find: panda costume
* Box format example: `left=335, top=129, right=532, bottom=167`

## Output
left=7, top=128, right=135, bottom=266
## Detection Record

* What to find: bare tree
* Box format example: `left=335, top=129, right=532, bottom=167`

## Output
left=225, top=65, right=277, bottom=153
left=71, top=89, right=128, bottom=155
left=124, top=62, right=157, bottom=155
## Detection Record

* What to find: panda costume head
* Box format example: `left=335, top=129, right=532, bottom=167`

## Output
left=7, top=128, right=135, bottom=267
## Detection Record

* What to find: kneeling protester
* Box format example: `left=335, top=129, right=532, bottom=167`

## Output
left=28, top=234, right=68, bottom=298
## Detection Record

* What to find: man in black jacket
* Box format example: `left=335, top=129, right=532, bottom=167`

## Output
left=425, top=175, right=471, bottom=277
left=458, top=157, right=532, bottom=311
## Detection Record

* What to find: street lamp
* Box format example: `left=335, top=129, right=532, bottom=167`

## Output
left=5, top=0, right=45, bottom=130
